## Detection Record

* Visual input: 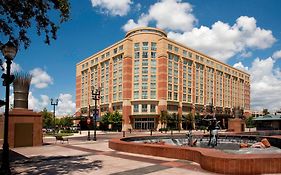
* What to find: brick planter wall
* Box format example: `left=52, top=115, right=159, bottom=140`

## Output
left=109, top=137, right=281, bottom=174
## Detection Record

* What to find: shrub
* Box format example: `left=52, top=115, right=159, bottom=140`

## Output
left=159, top=128, right=169, bottom=132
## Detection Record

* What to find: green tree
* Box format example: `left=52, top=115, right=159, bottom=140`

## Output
left=245, top=116, right=255, bottom=128
left=0, top=0, right=70, bottom=48
left=100, top=112, right=112, bottom=130
left=167, top=113, right=178, bottom=130
left=183, top=113, right=194, bottom=130
left=111, top=111, right=122, bottom=131
left=41, top=108, right=53, bottom=129
left=59, top=116, right=73, bottom=128
left=263, top=109, right=270, bottom=115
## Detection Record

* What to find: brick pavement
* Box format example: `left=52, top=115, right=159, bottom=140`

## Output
left=9, top=131, right=219, bottom=175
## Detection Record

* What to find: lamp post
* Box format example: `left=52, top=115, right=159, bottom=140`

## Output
left=91, top=87, right=100, bottom=141
left=0, top=41, right=18, bottom=174
left=87, top=105, right=91, bottom=141
left=51, top=98, right=58, bottom=132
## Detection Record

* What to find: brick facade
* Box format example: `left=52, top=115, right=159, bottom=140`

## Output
left=76, top=27, right=250, bottom=131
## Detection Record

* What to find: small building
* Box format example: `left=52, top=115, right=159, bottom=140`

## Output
left=253, top=114, right=281, bottom=130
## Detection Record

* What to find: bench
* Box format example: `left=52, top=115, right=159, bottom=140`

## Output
left=55, top=135, right=69, bottom=144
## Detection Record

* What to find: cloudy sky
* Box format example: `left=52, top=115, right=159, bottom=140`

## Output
left=1, top=0, right=281, bottom=115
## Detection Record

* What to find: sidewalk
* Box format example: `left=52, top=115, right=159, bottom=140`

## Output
left=9, top=131, right=219, bottom=175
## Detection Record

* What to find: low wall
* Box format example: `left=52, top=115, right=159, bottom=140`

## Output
left=109, top=136, right=281, bottom=174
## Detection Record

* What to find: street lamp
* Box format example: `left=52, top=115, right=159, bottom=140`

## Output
left=0, top=41, right=18, bottom=174
left=87, top=105, right=91, bottom=141
left=51, top=98, right=58, bottom=132
left=86, top=117, right=91, bottom=141
left=91, top=87, right=100, bottom=141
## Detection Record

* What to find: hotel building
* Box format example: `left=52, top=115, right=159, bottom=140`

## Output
left=76, top=27, right=250, bottom=130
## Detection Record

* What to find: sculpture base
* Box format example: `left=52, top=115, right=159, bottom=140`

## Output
left=228, top=118, right=245, bottom=133
left=5, top=108, right=43, bottom=148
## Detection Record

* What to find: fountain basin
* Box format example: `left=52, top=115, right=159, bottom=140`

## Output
left=109, top=135, right=281, bottom=174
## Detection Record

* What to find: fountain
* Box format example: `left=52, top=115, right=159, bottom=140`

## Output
left=109, top=103, right=281, bottom=174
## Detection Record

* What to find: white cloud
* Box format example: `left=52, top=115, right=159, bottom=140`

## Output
left=30, top=68, right=53, bottom=89
left=57, top=93, right=76, bottom=116
left=90, top=0, right=132, bottom=16
left=168, top=16, right=275, bottom=62
left=2, top=61, right=22, bottom=73
left=240, top=51, right=252, bottom=58
left=272, top=50, right=281, bottom=60
left=123, top=0, right=196, bottom=32
left=233, top=62, right=249, bottom=72
left=7, top=91, right=76, bottom=116
left=28, top=93, right=49, bottom=111
left=123, top=1, right=275, bottom=63
left=234, top=54, right=281, bottom=112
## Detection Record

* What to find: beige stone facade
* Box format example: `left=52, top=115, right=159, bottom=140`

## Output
left=76, top=27, right=250, bottom=131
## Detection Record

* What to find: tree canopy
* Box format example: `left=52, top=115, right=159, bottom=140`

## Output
left=0, top=0, right=70, bottom=49
left=41, top=107, right=53, bottom=129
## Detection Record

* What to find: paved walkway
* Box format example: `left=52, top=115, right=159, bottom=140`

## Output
left=8, top=131, right=218, bottom=174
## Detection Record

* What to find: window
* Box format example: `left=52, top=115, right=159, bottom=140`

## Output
left=134, top=60, right=140, bottom=66
left=188, top=52, right=192, bottom=58
left=133, top=104, right=139, bottom=112
left=150, top=104, right=156, bottom=112
left=142, top=91, right=148, bottom=99
left=168, top=91, right=172, bottom=100
left=174, top=47, right=179, bottom=53
left=142, top=67, right=148, bottom=74
left=134, top=43, right=140, bottom=51
left=168, top=84, right=172, bottom=90
left=168, top=44, right=173, bottom=51
left=113, top=94, right=117, bottom=101
left=134, top=75, right=139, bottom=82
left=151, top=91, right=156, bottom=99
left=151, top=83, right=156, bottom=89
left=118, top=92, right=122, bottom=100
left=114, top=48, right=117, bottom=54
left=134, top=83, right=139, bottom=90
left=174, top=55, right=179, bottom=62
left=151, top=67, right=156, bottom=74
left=142, top=104, right=147, bottom=112
left=142, top=42, right=148, bottom=50
left=168, top=76, right=172, bottom=83
left=151, top=52, right=156, bottom=58
left=183, top=50, right=187, bottom=57
left=142, top=59, right=148, bottom=66
left=106, top=52, right=110, bottom=57
left=119, top=45, right=123, bottom=51
left=142, top=82, right=148, bottom=90
left=142, top=52, right=148, bottom=58
left=151, top=75, right=156, bottom=82
left=151, top=59, right=156, bottom=66
left=135, top=52, right=140, bottom=59
left=174, top=92, right=178, bottom=100
left=151, top=42, right=157, bottom=51
left=134, top=91, right=139, bottom=99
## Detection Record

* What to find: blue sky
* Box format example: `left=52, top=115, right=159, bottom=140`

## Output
left=1, top=0, right=281, bottom=115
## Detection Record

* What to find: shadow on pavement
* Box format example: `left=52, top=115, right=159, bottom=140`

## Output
left=11, top=155, right=103, bottom=174
left=0, top=149, right=29, bottom=163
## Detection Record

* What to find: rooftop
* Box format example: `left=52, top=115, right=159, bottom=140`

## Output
left=254, top=114, right=281, bottom=121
